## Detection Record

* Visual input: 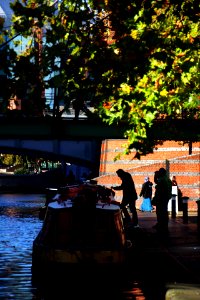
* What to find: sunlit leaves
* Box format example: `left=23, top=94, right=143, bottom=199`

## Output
left=160, top=89, right=168, bottom=97
left=6, top=0, right=200, bottom=155
left=120, top=83, right=132, bottom=95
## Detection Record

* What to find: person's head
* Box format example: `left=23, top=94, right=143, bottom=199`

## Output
left=116, top=169, right=125, bottom=178
left=159, top=168, right=167, bottom=177
left=144, top=176, right=149, bottom=182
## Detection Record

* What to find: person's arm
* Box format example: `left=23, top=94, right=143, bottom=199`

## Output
left=139, top=183, right=145, bottom=197
left=111, top=184, right=123, bottom=191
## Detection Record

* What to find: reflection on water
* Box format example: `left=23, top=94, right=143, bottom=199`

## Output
left=31, top=278, right=147, bottom=300
left=0, top=194, right=152, bottom=300
left=0, top=194, right=44, bottom=300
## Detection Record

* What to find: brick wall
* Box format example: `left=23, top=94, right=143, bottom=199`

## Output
left=95, top=140, right=200, bottom=212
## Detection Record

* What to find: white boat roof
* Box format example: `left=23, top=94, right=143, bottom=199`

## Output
left=48, top=200, right=120, bottom=211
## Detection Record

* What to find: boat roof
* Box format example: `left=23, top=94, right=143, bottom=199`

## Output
left=48, top=200, right=120, bottom=211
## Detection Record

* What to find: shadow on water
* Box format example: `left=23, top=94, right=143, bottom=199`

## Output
left=31, top=268, right=149, bottom=300
left=30, top=260, right=170, bottom=300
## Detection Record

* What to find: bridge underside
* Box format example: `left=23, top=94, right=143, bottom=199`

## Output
left=0, top=140, right=102, bottom=168
left=0, top=118, right=199, bottom=166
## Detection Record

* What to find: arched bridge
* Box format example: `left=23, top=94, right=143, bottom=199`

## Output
left=0, top=117, right=199, bottom=167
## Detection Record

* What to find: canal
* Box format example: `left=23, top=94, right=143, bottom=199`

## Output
left=0, top=193, right=44, bottom=300
left=0, top=193, right=164, bottom=300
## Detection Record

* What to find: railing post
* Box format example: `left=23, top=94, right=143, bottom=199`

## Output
left=182, top=196, right=189, bottom=224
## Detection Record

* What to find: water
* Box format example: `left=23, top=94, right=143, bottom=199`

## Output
left=0, top=194, right=44, bottom=300
left=0, top=194, right=156, bottom=300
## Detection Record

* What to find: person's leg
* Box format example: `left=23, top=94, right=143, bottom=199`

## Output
left=156, top=206, right=169, bottom=235
left=129, top=203, right=138, bottom=226
left=140, top=198, right=144, bottom=211
left=120, top=203, right=131, bottom=224
left=160, top=210, right=169, bottom=233
left=74, top=108, right=80, bottom=120
left=153, top=206, right=161, bottom=229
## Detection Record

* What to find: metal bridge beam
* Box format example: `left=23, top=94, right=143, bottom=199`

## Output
left=0, top=117, right=199, bottom=141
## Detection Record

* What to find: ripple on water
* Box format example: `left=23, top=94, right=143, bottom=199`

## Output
left=0, top=194, right=44, bottom=300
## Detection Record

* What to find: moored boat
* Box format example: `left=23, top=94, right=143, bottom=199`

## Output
left=32, top=183, right=131, bottom=283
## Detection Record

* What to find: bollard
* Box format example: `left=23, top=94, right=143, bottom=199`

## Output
left=171, top=194, right=177, bottom=218
left=196, top=199, right=200, bottom=233
left=182, top=196, right=189, bottom=224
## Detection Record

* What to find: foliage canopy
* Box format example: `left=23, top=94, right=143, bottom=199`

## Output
left=6, top=0, right=200, bottom=156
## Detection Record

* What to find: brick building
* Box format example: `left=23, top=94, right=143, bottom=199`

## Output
left=95, top=140, right=200, bottom=212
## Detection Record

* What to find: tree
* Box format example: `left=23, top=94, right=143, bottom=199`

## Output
left=0, top=154, right=23, bottom=167
left=0, top=14, right=17, bottom=109
left=9, top=0, right=200, bottom=156
left=99, top=0, right=200, bottom=156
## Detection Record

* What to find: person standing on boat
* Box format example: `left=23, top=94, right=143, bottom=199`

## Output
left=111, top=169, right=139, bottom=228
left=139, top=176, right=153, bottom=212
left=66, top=170, right=76, bottom=185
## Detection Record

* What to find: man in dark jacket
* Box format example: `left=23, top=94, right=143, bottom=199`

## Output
left=152, top=168, right=172, bottom=234
left=111, top=169, right=139, bottom=228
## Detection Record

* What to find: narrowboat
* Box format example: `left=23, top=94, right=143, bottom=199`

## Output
left=32, top=183, right=131, bottom=282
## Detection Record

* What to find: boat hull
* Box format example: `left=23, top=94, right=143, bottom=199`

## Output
left=32, top=184, right=130, bottom=283
left=33, top=243, right=126, bottom=265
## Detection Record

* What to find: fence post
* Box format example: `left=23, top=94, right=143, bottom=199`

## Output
left=182, top=196, right=189, bottom=224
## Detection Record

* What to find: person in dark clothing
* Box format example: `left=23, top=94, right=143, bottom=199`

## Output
left=111, top=169, right=139, bottom=228
left=172, top=175, right=183, bottom=211
left=154, top=170, right=160, bottom=185
left=66, top=170, right=76, bottom=185
left=139, top=176, right=153, bottom=212
left=152, top=168, right=172, bottom=234
left=71, top=98, right=87, bottom=120
left=172, top=175, right=178, bottom=186
left=151, top=170, right=159, bottom=207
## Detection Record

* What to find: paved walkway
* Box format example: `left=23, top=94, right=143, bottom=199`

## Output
left=127, top=210, right=200, bottom=299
